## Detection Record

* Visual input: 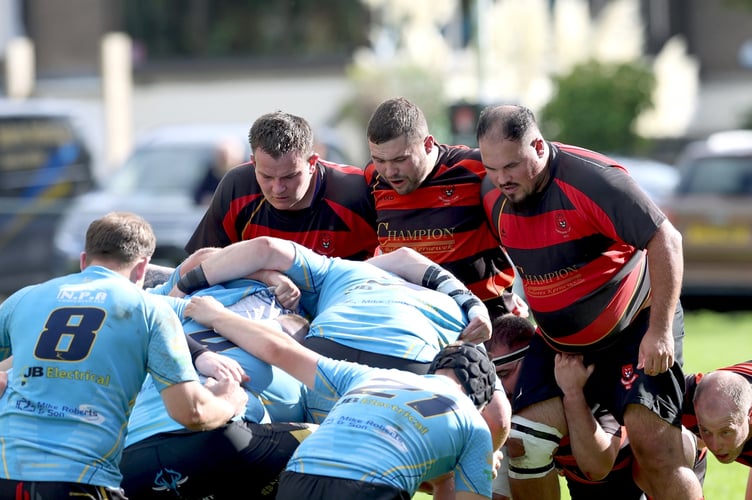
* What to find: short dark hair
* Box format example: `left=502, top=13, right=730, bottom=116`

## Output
left=84, top=212, right=156, bottom=264
left=476, top=104, right=537, bottom=143
left=366, top=97, right=428, bottom=144
left=249, top=111, right=314, bottom=159
left=485, top=313, right=535, bottom=352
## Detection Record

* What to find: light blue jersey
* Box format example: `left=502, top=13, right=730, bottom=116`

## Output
left=0, top=266, right=197, bottom=487
left=124, top=372, right=262, bottom=447
left=153, top=271, right=307, bottom=423
left=287, top=357, right=494, bottom=497
left=287, top=243, right=467, bottom=362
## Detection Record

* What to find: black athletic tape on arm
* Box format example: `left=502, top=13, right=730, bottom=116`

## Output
left=176, top=264, right=210, bottom=295
left=422, top=264, right=482, bottom=315
left=186, top=335, right=209, bottom=365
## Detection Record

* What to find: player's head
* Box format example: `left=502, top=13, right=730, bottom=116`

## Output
left=428, top=342, right=496, bottom=409
left=366, top=97, right=436, bottom=195
left=249, top=111, right=319, bottom=211
left=82, top=212, right=156, bottom=282
left=484, top=313, right=534, bottom=397
left=477, top=104, right=548, bottom=206
left=693, top=369, right=752, bottom=464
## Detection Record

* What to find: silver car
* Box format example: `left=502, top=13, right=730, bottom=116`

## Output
left=53, top=122, right=251, bottom=271
left=663, top=130, right=752, bottom=297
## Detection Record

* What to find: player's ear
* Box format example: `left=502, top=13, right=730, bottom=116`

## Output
left=423, top=135, right=435, bottom=154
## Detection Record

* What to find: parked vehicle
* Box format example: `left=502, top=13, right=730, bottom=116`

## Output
left=662, top=130, right=752, bottom=296
left=53, top=122, right=251, bottom=272
left=610, top=155, right=679, bottom=207
left=52, top=121, right=351, bottom=273
left=0, top=98, right=99, bottom=296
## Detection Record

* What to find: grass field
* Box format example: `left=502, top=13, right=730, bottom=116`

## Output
left=415, top=309, right=752, bottom=500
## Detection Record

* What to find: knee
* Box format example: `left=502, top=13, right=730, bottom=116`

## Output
left=506, top=416, right=562, bottom=480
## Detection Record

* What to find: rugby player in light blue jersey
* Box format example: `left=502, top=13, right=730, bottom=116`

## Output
left=173, top=236, right=511, bottom=448
left=149, top=247, right=309, bottom=423
left=0, top=212, right=247, bottom=499
left=117, top=248, right=317, bottom=498
left=186, top=293, right=499, bottom=500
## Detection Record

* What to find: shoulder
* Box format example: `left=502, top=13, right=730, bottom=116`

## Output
left=320, top=160, right=367, bottom=177
left=435, top=144, right=486, bottom=179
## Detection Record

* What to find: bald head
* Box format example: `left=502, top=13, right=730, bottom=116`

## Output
left=694, top=370, right=752, bottom=419
left=476, top=104, right=539, bottom=144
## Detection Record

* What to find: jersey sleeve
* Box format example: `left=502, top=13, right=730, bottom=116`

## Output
left=144, top=297, right=200, bottom=391
left=185, top=167, right=244, bottom=252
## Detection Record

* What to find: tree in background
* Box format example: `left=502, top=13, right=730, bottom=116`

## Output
left=339, top=0, right=699, bottom=157
left=539, top=59, right=655, bottom=153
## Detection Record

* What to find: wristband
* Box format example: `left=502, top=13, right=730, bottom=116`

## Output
left=422, top=264, right=485, bottom=317
left=176, top=264, right=210, bottom=295
left=187, top=335, right=209, bottom=365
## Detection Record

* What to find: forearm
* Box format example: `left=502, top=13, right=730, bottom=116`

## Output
left=562, top=392, right=617, bottom=480
left=179, top=237, right=293, bottom=293
left=163, top=381, right=238, bottom=432
left=366, top=246, right=433, bottom=283
left=483, top=390, right=512, bottom=450
left=209, top=308, right=317, bottom=387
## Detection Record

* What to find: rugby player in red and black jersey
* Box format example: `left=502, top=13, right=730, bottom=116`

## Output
left=478, top=104, right=703, bottom=500
left=186, top=111, right=378, bottom=261
left=684, top=361, right=752, bottom=471
left=364, top=97, right=526, bottom=320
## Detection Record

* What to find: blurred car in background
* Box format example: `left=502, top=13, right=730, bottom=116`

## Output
left=0, top=98, right=100, bottom=296
left=662, top=130, right=752, bottom=296
left=53, top=122, right=351, bottom=273
left=53, top=122, right=251, bottom=272
left=610, top=155, right=680, bottom=207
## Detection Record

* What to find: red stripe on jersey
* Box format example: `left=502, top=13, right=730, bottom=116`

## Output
left=379, top=221, right=496, bottom=262
left=225, top=193, right=264, bottom=241
left=373, top=182, right=481, bottom=210
left=525, top=244, right=643, bottom=314
left=465, top=271, right=517, bottom=302
left=539, top=255, right=646, bottom=347
left=719, top=361, right=752, bottom=379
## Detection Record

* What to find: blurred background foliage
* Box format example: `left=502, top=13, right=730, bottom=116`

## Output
left=123, top=0, right=370, bottom=62
left=539, top=60, right=656, bottom=153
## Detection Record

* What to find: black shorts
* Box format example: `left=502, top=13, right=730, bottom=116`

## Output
left=0, top=480, right=126, bottom=499
left=303, top=337, right=432, bottom=374
left=120, top=421, right=314, bottom=499
left=564, top=467, right=645, bottom=500
left=276, top=471, right=410, bottom=500
left=513, top=307, right=686, bottom=427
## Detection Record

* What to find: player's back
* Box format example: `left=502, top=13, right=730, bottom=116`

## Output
left=287, top=358, right=494, bottom=496
left=0, top=265, right=182, bottom=485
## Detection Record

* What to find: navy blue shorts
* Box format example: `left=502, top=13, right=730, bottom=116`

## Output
left=120, top=421, right=314, bottom=499
left=277, top=471, right=410, bottom=500
left=513, top=307, right=687, bottom=427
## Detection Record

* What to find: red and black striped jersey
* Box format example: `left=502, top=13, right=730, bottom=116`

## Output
left=186, top=160, right=379, bottom=260
left=481, top=142, right=665, bottom=351
left=364, top=144, right=515, bottom=309
left=683, top=360, right=752, bottom=468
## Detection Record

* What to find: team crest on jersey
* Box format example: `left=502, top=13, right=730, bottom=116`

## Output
left=438, top=185, right=459, bottom=204
left=621, top=364, right=638, bottom=390
left=315, top=232, right=335, bottom=256
left=555, top=213, right=571, bottom=236
left=153, top=468, right=188, bottom=492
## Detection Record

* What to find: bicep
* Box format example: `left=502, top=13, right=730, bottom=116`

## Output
left=367, top=247, right=431, bottom=284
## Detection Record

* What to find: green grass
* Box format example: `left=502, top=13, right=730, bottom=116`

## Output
left=415, top=310, right=752, bottom=499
